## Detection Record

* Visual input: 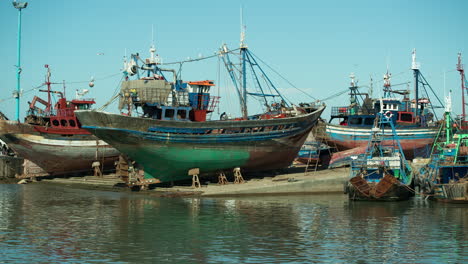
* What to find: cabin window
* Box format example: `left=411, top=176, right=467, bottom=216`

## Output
left=78, top=104, right=90, bottom=110
left=61, top=120, right=68, bottom=127
left=364, top=118, right=374, bottom=125
left=349, top=117, right=362, bottom=125
left=152, top=109, right=162, bottom=120
left=177, top=109, right=187, bottom=119
left=399, top=113, right=413, bottom=122
left=164, top=109, right=175, bottom=119
left=52, top=120, right=59, bottom=127
left=69, top=120, right=76, bottom=127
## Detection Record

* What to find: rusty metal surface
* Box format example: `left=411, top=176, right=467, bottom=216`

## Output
left=350, top=175, right=371, bottom=197
left=373, top=174, right=399, bottom=198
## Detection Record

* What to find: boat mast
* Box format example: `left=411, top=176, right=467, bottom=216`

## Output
left=412, top=49, right=420, bottom=122
left=445, top=91, right=452, bottom=145
left=383, top=71, right=392, bottom=98
left=457, top=53, right=466, bottom=125
left=44, top=65, right=52, bottom=113
left=349, top=73, right=358, bottom=105
left=240, top=8, right=248, bottom=119
left=12, top=1, right=28, bottom=121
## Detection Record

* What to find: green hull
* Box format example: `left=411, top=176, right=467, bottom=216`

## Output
left=123, top=144, right=249, bottom=182
left=76, top=106, right=325, bottom=182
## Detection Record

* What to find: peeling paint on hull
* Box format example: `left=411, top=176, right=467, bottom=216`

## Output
left=0, top=120, right=120, bottom=176
left=76, top=106, right=325, bottom=182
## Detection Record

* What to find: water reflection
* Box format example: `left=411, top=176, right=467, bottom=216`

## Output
left=0, top=185, right=466, bottom=263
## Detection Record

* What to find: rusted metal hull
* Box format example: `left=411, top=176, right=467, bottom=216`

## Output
left=346, top=174, right=413, bottom=201
left=0, top=120, right=120, bottom=176
left=75, top=106, right=325, bottom=182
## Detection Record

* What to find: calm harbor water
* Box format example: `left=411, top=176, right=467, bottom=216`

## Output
left=0, top=184, right=466, bottom=263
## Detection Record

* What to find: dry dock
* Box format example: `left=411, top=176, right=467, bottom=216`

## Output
left=37, top=166, right=349, bottom=197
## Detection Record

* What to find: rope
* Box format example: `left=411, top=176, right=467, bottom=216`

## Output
left=98, top=75, right=125, bottom=111
left=65, top=72, right=121, bottom=84
left=249, top=50, right=318, bottom=101
left=0, top=72, right=121, bottom=103
left=319, top=89, right=350, bottom=102
left=0, top=83, right=46, bottom=103
left=357, top=170, right=378, bottom=178
left=98, top=93, right=121, bottom=111
left=159, top=48, right=241, bottom=66
left=402, top=183, right=416, bottom=193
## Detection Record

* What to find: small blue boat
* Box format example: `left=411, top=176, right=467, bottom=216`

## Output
left=345, top=112, right=414, bottom=201
left=295, top=141, right=331, bottom=167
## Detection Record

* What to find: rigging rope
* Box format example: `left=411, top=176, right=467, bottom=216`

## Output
left=318, top=70, right=411, bottom=103
left=0, top=71, right=122, bottom=103
left=98, top=75, right=125, bottom=111
left=159, top=48, right=241, bottom=66
left=65, top=72, right=122, bottom=84
left=249, top=50, right=318, bottom=101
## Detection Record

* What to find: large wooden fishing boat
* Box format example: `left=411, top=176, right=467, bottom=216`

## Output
left=0, top=65, right=120, bottom=177
left=315, top=50, right=441, bottom=160
left=76, top=42, right=325, bottom=183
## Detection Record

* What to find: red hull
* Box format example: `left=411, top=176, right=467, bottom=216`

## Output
left=328, top=138, right=433, bottom=159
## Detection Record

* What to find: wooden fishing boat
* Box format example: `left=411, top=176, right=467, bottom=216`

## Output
left=315, top=50, right=440, bottom=160
left=0, top=65, right=120, bottom=177
left=76, top=41, right=325, bottom=183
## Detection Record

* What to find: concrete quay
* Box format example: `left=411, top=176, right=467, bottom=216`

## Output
left=37, top=166, right=349, bottom=197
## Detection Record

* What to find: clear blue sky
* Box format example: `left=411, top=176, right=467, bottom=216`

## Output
left=0, top=0, right=466, bottom=120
